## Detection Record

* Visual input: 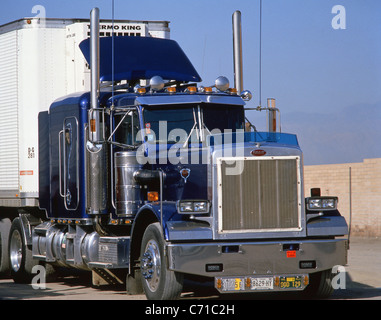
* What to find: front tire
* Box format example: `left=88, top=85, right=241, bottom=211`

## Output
left=8, top=218, right=38, bottom=283
left=140, top=223, right=183, bottom=300
left=303, top=269, right=334, bottom=298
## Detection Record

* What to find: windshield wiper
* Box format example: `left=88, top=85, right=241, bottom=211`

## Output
left=182, top=108, right=199, bottom=148
left=245, top=116, right=258, bottom=132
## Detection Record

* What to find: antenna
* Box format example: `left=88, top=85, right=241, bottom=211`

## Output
left=258, top=0, right=262, bottom=108
left=111, top=0, right=115, bottom=108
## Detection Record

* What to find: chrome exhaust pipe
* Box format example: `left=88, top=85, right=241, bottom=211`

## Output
left=87, top=7, right=108, bottom=216
left=267, top=98, right=277, bottom=133
left=232, top=10, right=243, bottom=94
left=90, top=7, right=100, bottom=142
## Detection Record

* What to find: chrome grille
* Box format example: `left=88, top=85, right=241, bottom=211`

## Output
left=217, top=156, right=301, bottom=233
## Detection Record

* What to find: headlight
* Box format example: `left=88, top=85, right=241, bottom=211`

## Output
left=177, top=200, right=210, bottom=214
left=306, top=197, right=338, bottom=211
left=179, top=201, right=194, bottom=213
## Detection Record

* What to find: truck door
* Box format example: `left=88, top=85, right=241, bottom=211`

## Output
left=112, top=109, right=140, bottom=213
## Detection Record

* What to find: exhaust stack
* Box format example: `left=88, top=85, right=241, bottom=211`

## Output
left=232, top=10, right=243, bottom=94
left=90, top=7, right=100, bottom=142
left=86, top=7, right=108, bottom=216
left=267, top=98, right=277, bottom=133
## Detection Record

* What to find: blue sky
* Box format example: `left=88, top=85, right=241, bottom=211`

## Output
left=1, top=0, right=380, bottom=165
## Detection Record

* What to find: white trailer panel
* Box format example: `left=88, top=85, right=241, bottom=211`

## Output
left=0, top=30, right=19, bottom=193
left=0, top=17, right=170, bottom=206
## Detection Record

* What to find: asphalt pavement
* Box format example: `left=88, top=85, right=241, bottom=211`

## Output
left=0, top=237, right=380, bottom=300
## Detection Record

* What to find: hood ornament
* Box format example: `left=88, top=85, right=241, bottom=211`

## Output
left=180, top=168, right=191, bottom=183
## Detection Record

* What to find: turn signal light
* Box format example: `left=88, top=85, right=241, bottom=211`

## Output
left=147, top=191, right=159, bottom=202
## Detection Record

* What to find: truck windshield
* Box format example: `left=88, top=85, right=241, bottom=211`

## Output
left=142, top=103, right=244, bottom=144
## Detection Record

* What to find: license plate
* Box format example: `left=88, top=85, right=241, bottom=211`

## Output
left=250, top=277, right=274, bottom=290
left=219, top=277, right=245, bottom=292
left=279, top=276, right=302, bottom=289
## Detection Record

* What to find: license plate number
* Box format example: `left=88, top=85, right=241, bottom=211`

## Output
left=280, top=276, right=302, bottom=289
left=220, top=278, right=245, bottom=292
left=250, top=277, right=274, bottom=290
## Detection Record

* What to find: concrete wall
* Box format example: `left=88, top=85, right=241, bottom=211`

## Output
left=304, top=158, right=381, bottom=237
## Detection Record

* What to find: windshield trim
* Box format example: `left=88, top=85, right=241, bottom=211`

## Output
left=142, top=103, right=245, bottom=145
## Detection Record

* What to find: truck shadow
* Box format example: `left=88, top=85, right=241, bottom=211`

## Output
left=0, top=271, right=126, bottom=300
left=1, top=272, right=379, bottom=300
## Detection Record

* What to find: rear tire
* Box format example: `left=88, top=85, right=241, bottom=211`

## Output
left=0, top=218, right=12, bottom=276
left=8, top=218, right=38, bottom=284
left=140, top=223, right=183, bottom=300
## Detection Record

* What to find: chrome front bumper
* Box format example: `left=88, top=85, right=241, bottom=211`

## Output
left=167, top=238, right=348, bottom=277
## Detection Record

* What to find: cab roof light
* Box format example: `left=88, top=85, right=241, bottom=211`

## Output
left=186, top=86, right=197, bottom=94
left=228, top=88, right=238, bottom=95
left=166, top=87, right=176, bottom=93
left=199, top=86, right=213, bottom=93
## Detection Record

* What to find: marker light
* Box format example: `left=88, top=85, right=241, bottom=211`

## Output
left=147, top=191, right=159, bottom=202
left=90, top=119, right=96, bottom=132
left=187, top=86, right=197, bottom=94
left=167, top=87, right=176, bottom=93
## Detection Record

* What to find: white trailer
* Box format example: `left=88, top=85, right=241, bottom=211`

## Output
left=0, top=17, right=169, bottom=208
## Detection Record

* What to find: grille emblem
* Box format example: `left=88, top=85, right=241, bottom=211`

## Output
left=251, top=149, right=266, bottom=156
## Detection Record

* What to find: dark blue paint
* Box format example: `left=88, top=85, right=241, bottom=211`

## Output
left=38, top=111, right=50, bottom=215
left=79, top=36, right=202, bottom=83
left=46, top=92, right=112, bottom=219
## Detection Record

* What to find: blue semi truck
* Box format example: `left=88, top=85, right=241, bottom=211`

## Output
left=0, top=8, right=348, bottom=299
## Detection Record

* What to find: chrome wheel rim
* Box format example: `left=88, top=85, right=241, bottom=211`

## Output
left=141, top=239, right=161, bottom=292
left=10, top=230, right=23, bottom=272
